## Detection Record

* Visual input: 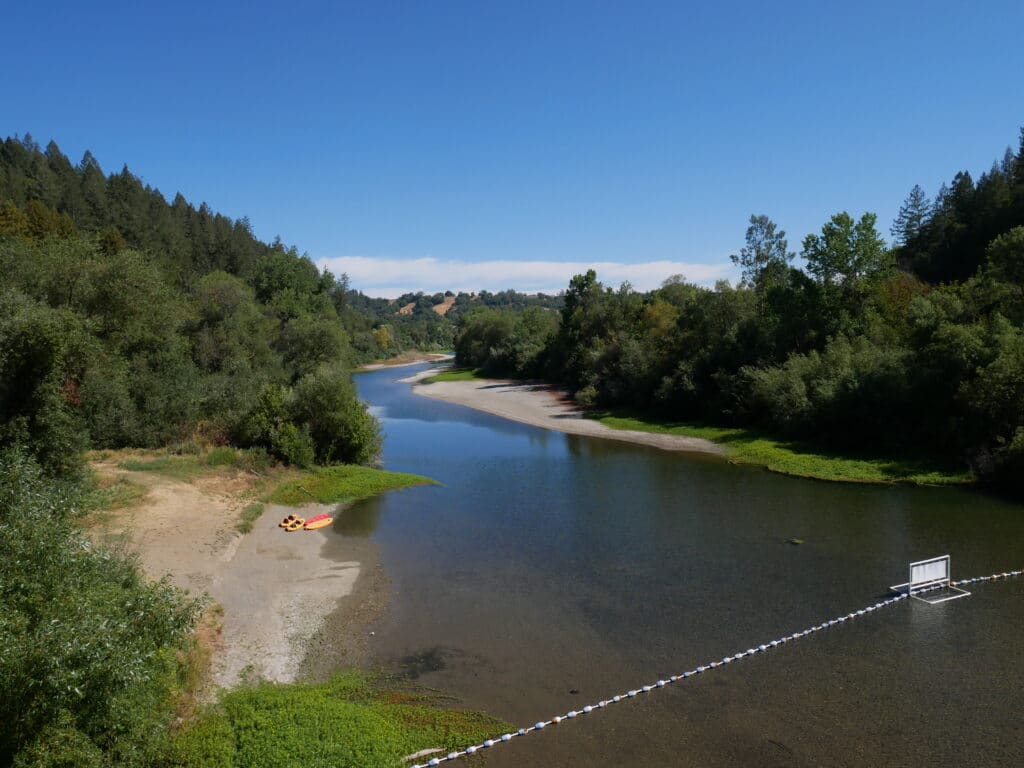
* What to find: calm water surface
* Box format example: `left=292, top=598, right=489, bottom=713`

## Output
left=349, top=363, right=1023, bottom=767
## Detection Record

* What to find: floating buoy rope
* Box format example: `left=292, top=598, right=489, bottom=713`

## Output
left=410, top=567, right=1022, bottom=768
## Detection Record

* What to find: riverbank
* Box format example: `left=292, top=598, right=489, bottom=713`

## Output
left=85, top=449, right=510, bottom=767
left=357, top=351, right=453, bottom=371
left=411, top=372, right=974, bottom=485
left=408, top=371, right=725, bottom=456
left=87, top=451, right=434, bottom=690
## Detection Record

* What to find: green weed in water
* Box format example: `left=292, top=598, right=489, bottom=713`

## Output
left=171, top=670, right=509, bottom=768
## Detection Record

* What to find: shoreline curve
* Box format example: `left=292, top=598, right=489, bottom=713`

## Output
left=408, top=371, right=725, bottom=456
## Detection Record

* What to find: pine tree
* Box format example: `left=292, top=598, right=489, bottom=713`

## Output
left=890, top=184, right=930, bottom=246
left=1015, top=127, right=1024, bottom=186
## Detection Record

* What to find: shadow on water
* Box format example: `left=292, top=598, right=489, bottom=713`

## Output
left=333, top=496, right=384, bottom=537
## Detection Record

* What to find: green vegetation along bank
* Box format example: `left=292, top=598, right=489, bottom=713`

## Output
left=451, top=127, right=1024, bottom=495
left=171, top=671, right=508, bottom=768
left=422, top=367, right=486, bottom=384
left=595, top=414, right=973, bottom=485
left=0, top=447, right=492, bottom=768
left=266, top=464, right=438, bottom=506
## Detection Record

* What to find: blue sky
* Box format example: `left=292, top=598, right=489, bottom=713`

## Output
left=5, top=1, right=1023, bottom=296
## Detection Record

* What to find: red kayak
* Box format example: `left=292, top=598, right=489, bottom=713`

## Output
left=303, top=513, right=330, bottom=526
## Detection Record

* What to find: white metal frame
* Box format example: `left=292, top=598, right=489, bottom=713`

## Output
left=889, top=555, right=971, bottom=604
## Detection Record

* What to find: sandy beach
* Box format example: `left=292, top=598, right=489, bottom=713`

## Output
left=88, top=461, right=383, bottom=691
left=357, top=352, right=453, bottom=371
left=408, top=371, right=725, bottom=456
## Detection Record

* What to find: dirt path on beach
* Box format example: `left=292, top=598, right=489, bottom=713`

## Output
left=89, top=459, right=381, bottom=690
left=409, top=371, right=725, bottom=456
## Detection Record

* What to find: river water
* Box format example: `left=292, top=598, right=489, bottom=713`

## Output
left=351, top=363, right=1023, bottom=767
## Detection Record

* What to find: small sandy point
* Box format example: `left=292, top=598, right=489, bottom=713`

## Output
left=409, top=372, right=725, bottom=455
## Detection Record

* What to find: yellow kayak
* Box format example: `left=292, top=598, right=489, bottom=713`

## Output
left=304, top=518, right=333, bottom=531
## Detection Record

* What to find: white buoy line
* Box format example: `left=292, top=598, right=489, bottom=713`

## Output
left=410, top=568, right=1022, bottom=767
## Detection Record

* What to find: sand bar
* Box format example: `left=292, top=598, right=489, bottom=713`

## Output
left=408, top=371, right=725, bottom=456
left=357, top=352, right=453, bottom=371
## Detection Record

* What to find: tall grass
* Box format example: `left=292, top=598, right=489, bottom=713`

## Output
left=116, top=447, right=273, bottom=481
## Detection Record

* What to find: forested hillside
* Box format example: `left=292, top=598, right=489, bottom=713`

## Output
left=454, top=129, right=1024, bottom=493
left=0, top=135, right=521, bottom=474
left=0, top=136, right=538, bottom=768
left=0, top=140, right=385, bottom=474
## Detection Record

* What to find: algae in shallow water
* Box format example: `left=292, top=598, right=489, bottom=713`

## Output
left=171, top=671, right=509, bottom=768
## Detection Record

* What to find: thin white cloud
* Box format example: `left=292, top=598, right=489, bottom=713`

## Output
left=316, top=256, right=734, bottom=298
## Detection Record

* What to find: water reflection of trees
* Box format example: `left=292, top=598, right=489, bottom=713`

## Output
left=333, top=496, right=384, bottom=536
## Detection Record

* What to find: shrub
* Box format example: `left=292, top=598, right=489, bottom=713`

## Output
left=0, top=450, right=202, bottom=766
left=291, top=363, right=381, bottom=465
left=237, top=385, right=313, bottom=467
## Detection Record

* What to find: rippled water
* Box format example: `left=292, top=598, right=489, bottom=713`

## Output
left=349, top=363, right=1023, bottom=767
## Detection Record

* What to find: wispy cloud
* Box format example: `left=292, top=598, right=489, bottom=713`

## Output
left=316, top=256, right=734, bottom=298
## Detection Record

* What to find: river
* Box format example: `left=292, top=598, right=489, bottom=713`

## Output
left=350, top=362, right=1023, bottom=767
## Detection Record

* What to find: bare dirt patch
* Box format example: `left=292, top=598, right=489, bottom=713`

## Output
left=432, top=295, right=457, bottom=316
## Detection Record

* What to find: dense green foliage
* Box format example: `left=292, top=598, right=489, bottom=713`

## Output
left=0, top=451, right=202, bottom=767
left=453, top=130, right=1024, bottom=491
left=897, top=132, right=1024, bottom=283
left=0, top=136, right=386, bottom=474
left=453, top=305, right=558, bottom=377
left=0, top=135, right=569, bottom=382
left=343, top=288, right=562, bottom=360
left=170, top=671, right=509, bottom=768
